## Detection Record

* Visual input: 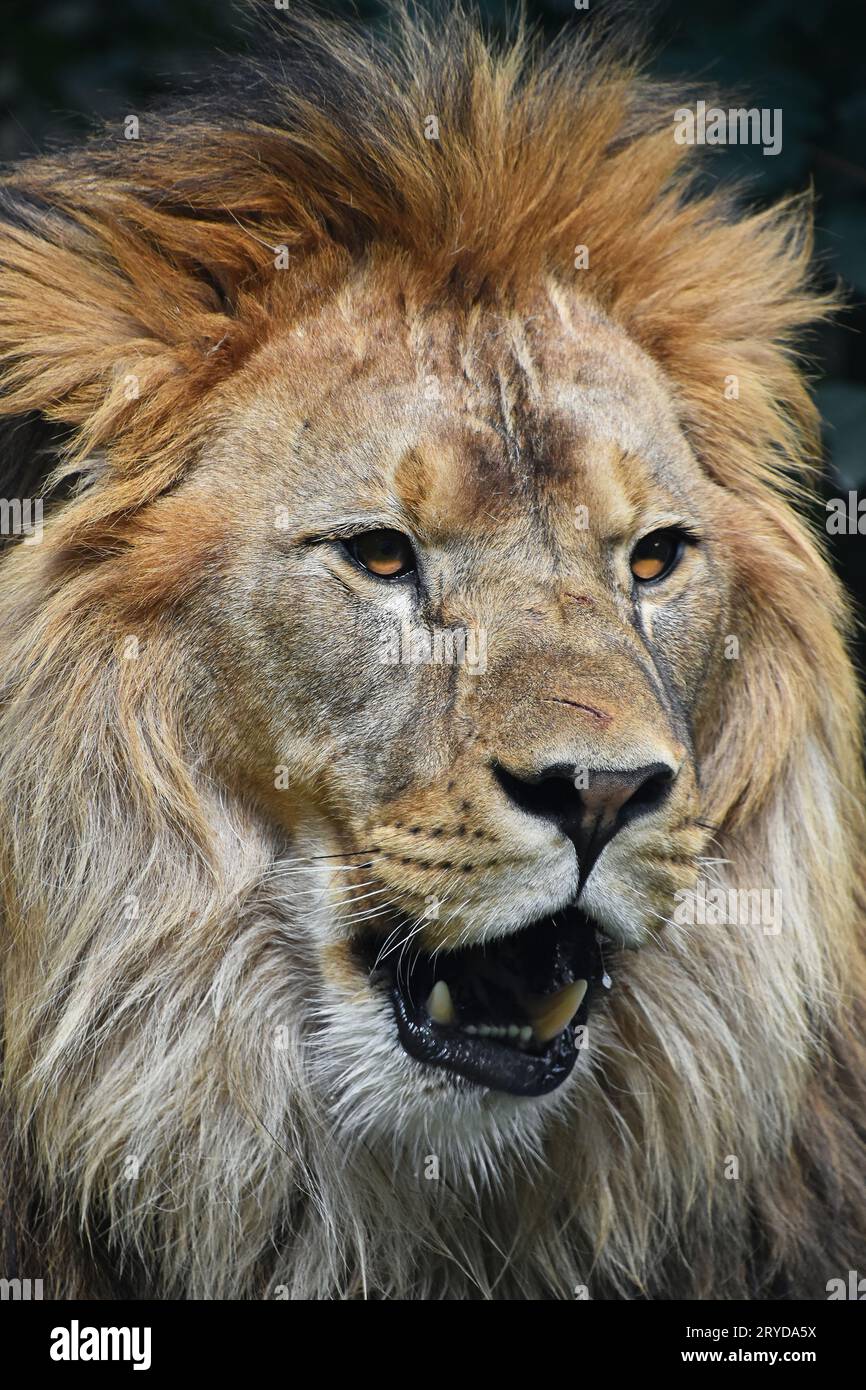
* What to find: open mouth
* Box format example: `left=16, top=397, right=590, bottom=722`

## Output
left=358, top=903, right=607, bottom=1097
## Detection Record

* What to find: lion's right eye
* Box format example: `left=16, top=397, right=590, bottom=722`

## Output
left=344, top=529, right=416, bottom=579
left=630, top=528, right=686, bottom=584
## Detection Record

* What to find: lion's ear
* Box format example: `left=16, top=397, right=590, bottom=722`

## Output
left=0, top=179, right=255, bottom=495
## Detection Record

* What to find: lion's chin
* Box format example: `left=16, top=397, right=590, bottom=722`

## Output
left=356, top=904, right=608, bottom=1097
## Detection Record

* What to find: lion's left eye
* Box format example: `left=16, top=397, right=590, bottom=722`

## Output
left=345, top=528, right=416, bottom=579
left=630, top=528, right=685, bottom=583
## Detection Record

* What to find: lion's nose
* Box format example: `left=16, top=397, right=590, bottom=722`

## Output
left=492, top=760, right=676, bottom=886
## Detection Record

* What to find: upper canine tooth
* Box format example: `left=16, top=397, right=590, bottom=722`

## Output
left=528, top=979, right=588, bottom=1044
left=427, top=980, right=456, bottom=1026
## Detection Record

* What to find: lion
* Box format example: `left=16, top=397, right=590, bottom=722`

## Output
left=0, top=7, right=864, bottom=1300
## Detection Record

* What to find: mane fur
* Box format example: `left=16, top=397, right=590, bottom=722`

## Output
left=1, top=5, right=865, bottom=1298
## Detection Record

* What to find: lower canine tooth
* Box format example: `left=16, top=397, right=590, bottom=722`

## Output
left=427, top=980, right=456, bottom=1025
left=528, top=979, right=588, bottom=1044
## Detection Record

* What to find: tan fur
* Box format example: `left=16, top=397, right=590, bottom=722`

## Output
left=0, top=8, right=864, bottom=1299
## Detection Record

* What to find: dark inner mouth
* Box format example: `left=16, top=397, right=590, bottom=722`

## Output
left=357, top=903, right=608, bottom=1097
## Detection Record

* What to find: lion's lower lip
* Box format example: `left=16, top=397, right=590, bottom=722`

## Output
left=392, top=989, right=588, bottom=1096
left=358, top=904, right=606, bottom=1097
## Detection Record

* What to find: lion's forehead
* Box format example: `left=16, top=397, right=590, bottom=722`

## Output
left=226, top=278, right=711, bottom=556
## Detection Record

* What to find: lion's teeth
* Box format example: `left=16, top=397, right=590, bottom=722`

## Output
left=427, top=980, right=456, bottom=1025
left=456, top=1006, right=582, bottom=1045
left=528, top=979, right=587, bottom=1044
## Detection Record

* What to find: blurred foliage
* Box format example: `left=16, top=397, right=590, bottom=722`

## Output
left=2, top=0, right=865, bottom=633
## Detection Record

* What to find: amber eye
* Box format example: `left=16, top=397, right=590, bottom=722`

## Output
left=630, top=528, right=685, bottom=583
left=345, top=528, right=416, bottom=579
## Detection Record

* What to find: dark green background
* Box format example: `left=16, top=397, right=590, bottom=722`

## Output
left=2, top=0, right=864, bottom=633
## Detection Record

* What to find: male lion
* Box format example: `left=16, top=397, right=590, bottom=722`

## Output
left=0, top=8, right=864, bottom=1300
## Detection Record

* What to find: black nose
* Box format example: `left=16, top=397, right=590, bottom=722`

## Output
left=493, top=760, right=676, bottom=886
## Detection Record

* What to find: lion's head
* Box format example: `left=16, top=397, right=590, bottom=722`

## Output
left=1, top=9, right=864, bottom=1299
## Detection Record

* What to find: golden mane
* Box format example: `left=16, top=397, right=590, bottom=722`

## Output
left=1, top=6, right=864, bottom=1299
left=0, top=10, right=830, bottom=493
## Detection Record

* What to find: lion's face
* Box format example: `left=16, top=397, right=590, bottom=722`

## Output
left=162, top=272, right=729, bottom=1118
